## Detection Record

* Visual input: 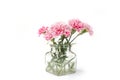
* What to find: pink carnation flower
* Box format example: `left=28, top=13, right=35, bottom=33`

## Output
left=44, top=30, right=53, bottom=40
left=83, top=23, right=93, bottom=35
left=64, top=29, right=71, bottom=37
left=51, top=22, right=70, bottom=37
left=38, top=26, right=48, bottom=35
left=69, top=19, right=84, bottom=32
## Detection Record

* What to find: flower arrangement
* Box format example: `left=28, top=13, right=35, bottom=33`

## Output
left=38, top=19, right=93, bottom=76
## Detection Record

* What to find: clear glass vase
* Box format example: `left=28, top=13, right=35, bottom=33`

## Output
left=45, top=44, right=76, bottom=76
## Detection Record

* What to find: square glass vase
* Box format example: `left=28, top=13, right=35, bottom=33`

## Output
left=45, top=45, right=76, bottom=76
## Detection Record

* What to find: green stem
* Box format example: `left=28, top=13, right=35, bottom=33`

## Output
left=70, top=33, right=80, bottom=43
left=70, top=29, right=87, bottom=43
left=65, top=53, right=76, bottom=66
left=65, top=38, right=69, bottom=43
left=69, top=29, right=76, bottom=42
left=68, top=34, right=72, bottom=41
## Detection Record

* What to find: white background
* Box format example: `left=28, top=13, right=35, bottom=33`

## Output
left=0, top=0, right=120, bottom=80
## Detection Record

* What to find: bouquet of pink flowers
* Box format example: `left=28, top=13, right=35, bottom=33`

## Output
left=39, top=19, right=93, bottom=41
left=38, top=19, right=93, bottom=76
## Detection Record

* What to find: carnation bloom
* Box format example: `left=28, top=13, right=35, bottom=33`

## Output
left=83, top=23, right=93, bottom=35
left=51, top=22, right=71, bottom=37
left=38, top=26, right=48, bottom=35
left=44, top=30, right=53, bottom=40
left=63, top=29, right=71, bottom=37
left=69, top=19, right=84, bottom=32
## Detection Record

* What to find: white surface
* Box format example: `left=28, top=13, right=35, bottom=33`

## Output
left=0, top=0, right=120, bottom=80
